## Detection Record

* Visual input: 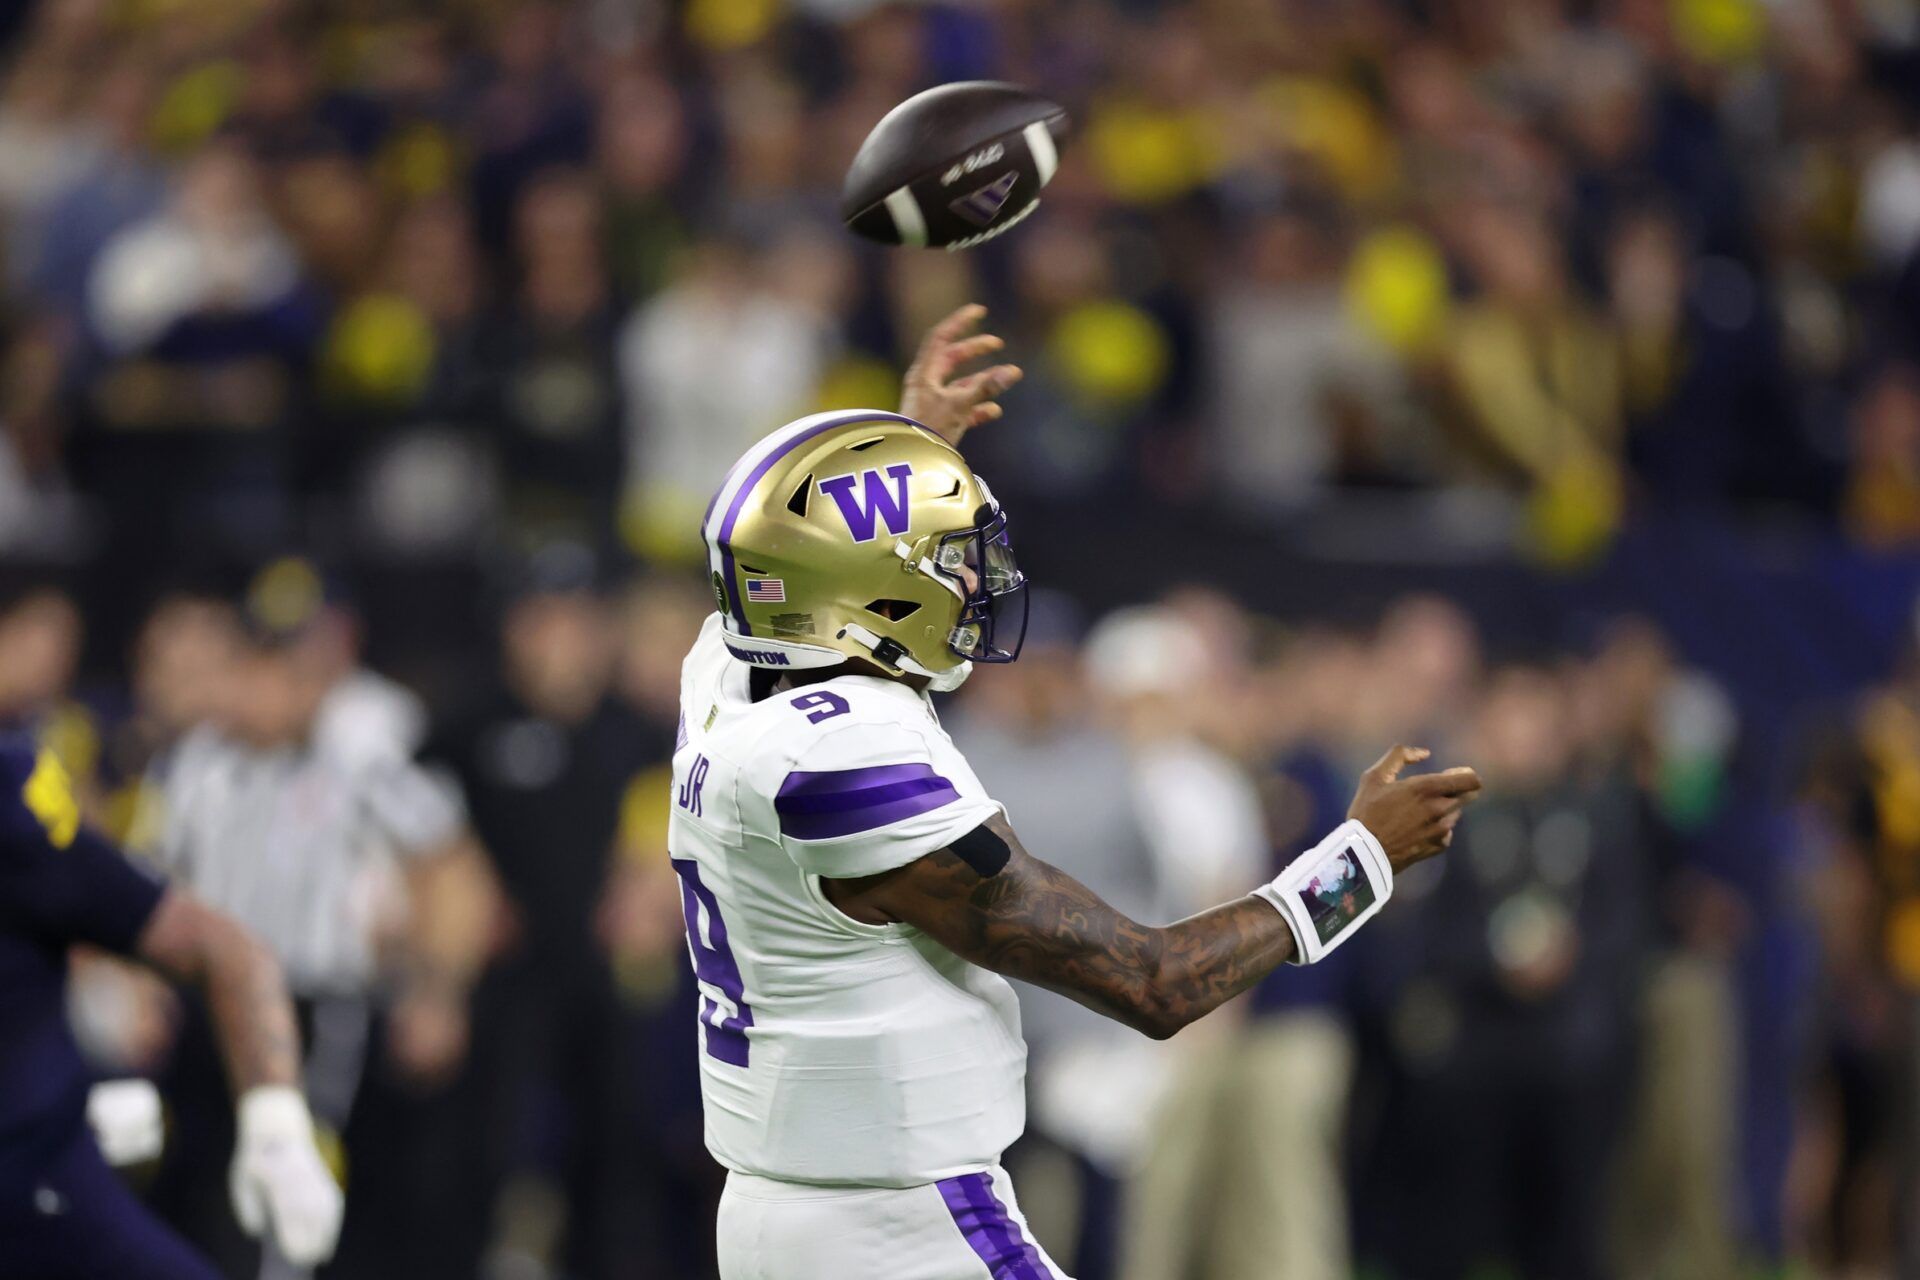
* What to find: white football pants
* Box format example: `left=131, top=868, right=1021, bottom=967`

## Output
left=717, top=1163, right=1073, bottom=1280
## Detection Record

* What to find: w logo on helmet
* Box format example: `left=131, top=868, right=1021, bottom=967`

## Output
left=819, top=464, right=913, bottom=542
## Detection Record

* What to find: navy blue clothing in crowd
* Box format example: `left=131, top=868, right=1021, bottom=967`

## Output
left=0, top=733, right=208, bottom=1278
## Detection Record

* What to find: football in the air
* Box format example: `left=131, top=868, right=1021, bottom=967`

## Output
left=841, top=81, right=1069, bottom=251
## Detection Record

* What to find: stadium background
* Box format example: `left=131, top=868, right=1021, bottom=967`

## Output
left=2, top=0, right=1920, bottom=1276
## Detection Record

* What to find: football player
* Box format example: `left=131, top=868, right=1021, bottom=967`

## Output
left=0, top=737, right=342, bottom=1279
left=669, top=305, right=1482, bottom=1279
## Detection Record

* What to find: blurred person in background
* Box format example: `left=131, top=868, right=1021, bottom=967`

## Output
left=1236, top=624, right=1382, bottom=1278
left=618, top=231, right=843, bottom=558
left=1065, top=604, right=1339, bottom=1280
left=66, top=589, right=244, bottom=1086
left=1233, top=597, right=1484, bottom=1280
left=115, top=593, right=241, bottom=797
left=85, top=138, right=315, bottom=364
left=1844, top=361, right=1920, bottom=551
left=1206, top=204, right=1429, bottom=516
left=1439, top=198, right=1625, bottom=561
left=1118, top=594, right=1481, bottom=1280
left=76, top=138, right=324, bottom=611
left=146, top=558, right=494, bottom=1280
left=0, top=575, right=193, bottom=1088
left=0, top=18, right=103, bottom=246
left=0, top=576, right=82, bottom=745
left=1574, top=620, right=1746, bottom=1280
left=4, top=48, right=164, bottom=324
left=1080, top=605, right=1271, bottom=924
left=305, top=192, right=490, bottom=507
left=481, top=169, right=626, bottom=553
left=0, top=319, right=80, bottom=555
left=465, top=0, right=596, bottom=254
left=1602, top=203, right=1797, bottom=515
left=1807, top=637, right=1920, bottom=1277
left=1357, top=665, right=1652, bottom=1280
left=597, top=70, right=691, bottom=302
left=423, top=545, right=666, bottom=1280
left=0, top=733, right=344, bottom=1279
left=949, top=593, right=1162, bottom=1280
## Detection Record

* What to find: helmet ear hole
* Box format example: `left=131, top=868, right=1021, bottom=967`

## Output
left=865, top=598, right=922, bottom=621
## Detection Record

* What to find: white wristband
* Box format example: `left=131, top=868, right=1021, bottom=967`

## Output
left=1252, top=819, right=1393, bottom=965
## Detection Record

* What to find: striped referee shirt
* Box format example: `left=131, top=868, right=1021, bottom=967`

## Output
left=155, top=675, right=464, bottom=997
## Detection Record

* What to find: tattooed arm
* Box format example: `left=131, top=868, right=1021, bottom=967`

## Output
left=137, top=888, right=300, bottom=1090
left=823, top=814, right=1296, bottom=1040
left=823, top=745, right=1481, bottom=1040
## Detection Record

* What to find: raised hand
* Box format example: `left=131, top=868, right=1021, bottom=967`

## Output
left=900, top=303, right=1023, bottom=448
left=1346, top=745, right=1483, bottom=872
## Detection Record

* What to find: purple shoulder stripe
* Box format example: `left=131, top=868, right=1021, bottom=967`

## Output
left=938, top=1172, right=1055, bottom=1280
left=774, top=762, right=959, bottom=841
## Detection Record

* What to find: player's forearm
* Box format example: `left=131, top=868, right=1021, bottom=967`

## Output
left=204, top=923, right=302, bottom=1090
left=1130, top=896, right=1298, bottom=1036
left=139, top=890, right=300, bottom=1091
left=969, top=865, right=1295, bottom=1040
left=841, top=823, right=1296, bottom=1040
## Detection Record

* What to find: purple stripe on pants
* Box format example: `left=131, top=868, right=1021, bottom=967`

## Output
left=937, top=1171, right=1053, bottom=1280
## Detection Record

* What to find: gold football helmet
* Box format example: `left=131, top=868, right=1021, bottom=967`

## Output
left=701, top=410, right=1027, bottom=690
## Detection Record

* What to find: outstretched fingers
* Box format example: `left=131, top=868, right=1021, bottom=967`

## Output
left=922, top=302, right=988, bottom=350
left=923, top=336, right=1008, bottom=389
left=949, top=362, right=1023, bottom=401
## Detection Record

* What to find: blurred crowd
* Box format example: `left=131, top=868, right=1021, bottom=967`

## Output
left=3, top=0, right=1920, bottom=1278
left=2, top=0, right=1920, bottom=592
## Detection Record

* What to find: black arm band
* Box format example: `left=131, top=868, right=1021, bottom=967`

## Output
left=949, top=822, right=1011, bottom=877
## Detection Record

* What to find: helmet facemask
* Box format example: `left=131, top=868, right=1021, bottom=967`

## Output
left=928, top=498, right=1028, bottom=664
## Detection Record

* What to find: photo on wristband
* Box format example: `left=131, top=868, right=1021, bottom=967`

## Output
left=1298, top=846, right=1376, bottom=945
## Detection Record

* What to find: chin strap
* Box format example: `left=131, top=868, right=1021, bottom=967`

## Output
left=838, top=622, right=973, bottom=691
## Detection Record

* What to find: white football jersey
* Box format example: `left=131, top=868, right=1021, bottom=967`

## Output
left=667, top=614, right=1027, bottom=1187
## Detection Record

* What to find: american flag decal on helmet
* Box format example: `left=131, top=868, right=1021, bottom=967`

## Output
left=745, top=578, right=786, bottom=603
